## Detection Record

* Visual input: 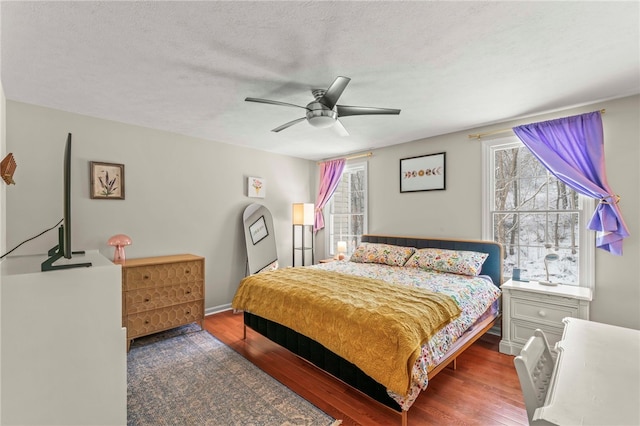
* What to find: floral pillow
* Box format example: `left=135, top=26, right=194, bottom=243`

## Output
left=349, top=243, right=416, bottom=267
left=405, top=248, right=488, bottom=276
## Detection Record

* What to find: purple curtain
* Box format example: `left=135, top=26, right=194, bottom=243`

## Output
left=314, top=158, right=346, bottom=233
left=513, top=111, right=629, bottom=255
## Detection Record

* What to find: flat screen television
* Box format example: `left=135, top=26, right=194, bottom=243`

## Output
left=41, top=133, right=92, bottom=271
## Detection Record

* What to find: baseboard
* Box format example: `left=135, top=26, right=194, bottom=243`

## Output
left=205, top=303, right=232, bottom=316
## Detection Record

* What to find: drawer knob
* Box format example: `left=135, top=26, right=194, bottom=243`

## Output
left=143, top=275, right=150, bottom=280
left=186, top=290, right=191, bottom=294
left=186, top=310, right=190, bottom=315
left=144, top=320, right=149, bottom=324
left=144, top=298, right=150, bottom=302
left=538, top=310, right=547, bottom=317
left=186, top=269, right=191, bottom=274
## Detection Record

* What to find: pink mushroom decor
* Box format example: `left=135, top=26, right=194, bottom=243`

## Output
left=108, top=234, right=132, bottom=264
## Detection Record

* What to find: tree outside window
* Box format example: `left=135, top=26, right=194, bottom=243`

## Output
left=485, top=139, right=593, bottom=286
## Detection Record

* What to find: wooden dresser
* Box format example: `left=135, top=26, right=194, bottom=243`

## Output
left=122, top=254, right=205, bottom=350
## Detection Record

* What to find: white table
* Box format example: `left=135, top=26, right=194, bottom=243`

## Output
left=534, top=317, right=640, bottom=426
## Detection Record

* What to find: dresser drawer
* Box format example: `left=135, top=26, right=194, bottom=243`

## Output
left=123, top=260, right=204, bottom=291
left=510, top=297, right=578, bottom=327
left=125, top=281, right=204, bottom=314
left=126, top=300, right=203, bottom=339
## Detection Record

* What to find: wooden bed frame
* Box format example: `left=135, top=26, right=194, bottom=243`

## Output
left=242, top=235, right=503, bottom=425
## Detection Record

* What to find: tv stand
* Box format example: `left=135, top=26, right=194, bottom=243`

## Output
left=41, top=226, right=93, bottom=271
left=41, top=249, right=92, bottom=271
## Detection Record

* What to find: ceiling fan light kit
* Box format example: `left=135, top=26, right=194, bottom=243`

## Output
left=246, top=76, right=400, bottom=134
left=306, top=104, right=338, bottom=129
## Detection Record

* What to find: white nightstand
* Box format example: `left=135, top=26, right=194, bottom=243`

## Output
left=499, top=279, right=592, bottom=355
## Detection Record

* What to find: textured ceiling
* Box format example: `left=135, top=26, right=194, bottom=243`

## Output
left=1, top=1, right=639, bottom=160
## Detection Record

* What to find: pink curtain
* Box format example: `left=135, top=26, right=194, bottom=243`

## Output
left=314, top=158, right=346, bottom=233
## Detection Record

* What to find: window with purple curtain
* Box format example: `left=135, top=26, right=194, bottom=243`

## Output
left=314, top=158, right=346, bottom=233
left=513, top=111, right=629, bottom=255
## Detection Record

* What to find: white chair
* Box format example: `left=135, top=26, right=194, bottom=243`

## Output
left=514, top=329, right=556, bottom=425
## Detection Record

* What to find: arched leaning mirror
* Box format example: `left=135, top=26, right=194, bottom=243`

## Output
left=242, top=203, right=278, bottom=275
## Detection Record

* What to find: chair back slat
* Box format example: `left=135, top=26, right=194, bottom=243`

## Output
left=514, top=329, right=555, bottom=423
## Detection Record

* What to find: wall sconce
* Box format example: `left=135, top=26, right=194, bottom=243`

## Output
left=292, top=203, right=314, bottom=266
left=336, top=241, right=347, bottom=260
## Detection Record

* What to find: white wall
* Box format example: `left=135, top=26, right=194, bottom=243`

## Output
left=346, top=95, right=639, bottom=329
left=0, top=78, right=6, bottom=423
left=1, top=86, right=5, bottom=256
left=5, top=101, right=315, bottom=312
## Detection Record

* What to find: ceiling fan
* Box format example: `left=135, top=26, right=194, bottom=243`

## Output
left=245, top=76, right=400, bottom=135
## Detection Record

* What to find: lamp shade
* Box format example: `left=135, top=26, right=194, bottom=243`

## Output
left=292, top=203, right=314, bottom=226
left=337, top=241, right=347, bottom=253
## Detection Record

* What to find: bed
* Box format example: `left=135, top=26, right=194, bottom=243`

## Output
left=232, top=235, right=503, bottom=425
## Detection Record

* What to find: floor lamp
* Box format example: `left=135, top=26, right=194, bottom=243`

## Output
left=292, top=203, right=314, bottom=266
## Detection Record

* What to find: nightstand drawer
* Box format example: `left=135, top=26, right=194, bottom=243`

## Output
left=510, top=320, right=564, bottom=349
left=510, top=297, right=578, bottom=327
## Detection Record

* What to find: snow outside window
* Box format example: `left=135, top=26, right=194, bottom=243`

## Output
left=482, top=138, right=594, bottom=287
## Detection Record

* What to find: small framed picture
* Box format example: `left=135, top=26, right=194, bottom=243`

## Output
left=400, top=152, right=446, bottom=193
left=249, top=215, right=269, bottom=245
left=90, top=161, right=125, bottom=199
left=248, top=176, right=266, bottom=198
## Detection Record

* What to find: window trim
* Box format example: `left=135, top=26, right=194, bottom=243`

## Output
left=482, top=137, right=594, bottom=290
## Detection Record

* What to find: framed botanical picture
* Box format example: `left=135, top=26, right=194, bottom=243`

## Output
left=90, top=161, right=125, bottom=199
left=400, top=152, right=446, bottom=193
left=248, top=176, right=266, bottom=198
left=249, top=215, right=269, bottom=245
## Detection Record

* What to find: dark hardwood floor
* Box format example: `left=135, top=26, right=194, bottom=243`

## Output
left=203, top=310, right=528, bottom=426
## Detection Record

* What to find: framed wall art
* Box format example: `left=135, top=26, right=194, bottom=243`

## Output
left=249, top=215, right=269, bottom=245
left=400, top=152, right=446, bottom=193
left=248, top=176, right=266, bottom=198
left=90, top=161, right=125, bottom=199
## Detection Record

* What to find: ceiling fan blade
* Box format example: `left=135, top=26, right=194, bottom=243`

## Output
left=334, top=119, right=349, bottom=137
left=336, top=105, right=401, bottom=117
left=245, top=97, right=309, bottom=111
left=272, top=117, right=307, bottom=132
left=318, top=76, right=351, bottom=109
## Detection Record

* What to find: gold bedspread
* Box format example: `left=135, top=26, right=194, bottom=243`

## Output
left=231, top=267, right=461, bottom=395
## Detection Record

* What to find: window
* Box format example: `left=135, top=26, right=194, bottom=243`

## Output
left=483, top=138, right=593, bottom=287
left=327, top=162, right=368, bottom=257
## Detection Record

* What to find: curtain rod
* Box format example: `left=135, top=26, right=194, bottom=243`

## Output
left=468, top=109, right=606, bottom=140
left=317, top=152, right=372, bottom=164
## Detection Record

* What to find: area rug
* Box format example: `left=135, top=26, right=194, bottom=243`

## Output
left=128, top=325, right=339, bottom=426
